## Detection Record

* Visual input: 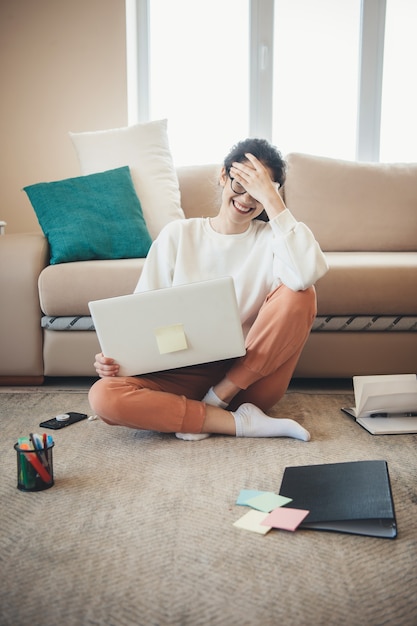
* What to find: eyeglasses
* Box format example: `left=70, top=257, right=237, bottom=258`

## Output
left=229, top=173, right=281, bottom=195
left=229, top=174, right=246, bottom=195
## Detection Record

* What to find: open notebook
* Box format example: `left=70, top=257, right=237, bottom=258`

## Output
left=89, top=277, right=246, bottom=376
left=341, top=374, right=417, bottom=435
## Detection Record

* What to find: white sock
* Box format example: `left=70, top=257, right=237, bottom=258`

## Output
left=202, top=387, right=228, bottom=409
left=231, top=403, right=310, bottom=441
left=175, top=432, right=210, bottom=441
left=175, top=387, right=225, bottom=441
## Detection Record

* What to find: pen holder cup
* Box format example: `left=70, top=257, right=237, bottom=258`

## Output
left=14, top=442, right=54, bottom=491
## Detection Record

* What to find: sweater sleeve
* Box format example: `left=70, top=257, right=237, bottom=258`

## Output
left=269, top=209, right=329, bottom=291
left=133, top=222, right=179, bottom=293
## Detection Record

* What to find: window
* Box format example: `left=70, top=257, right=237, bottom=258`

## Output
left=380, top=0, right=417, bottom=162
left=272, top=0, right=361, bottom=159
left=127, top=0, right=417, bottom=164
left=128, top=0, right=250, bottom=165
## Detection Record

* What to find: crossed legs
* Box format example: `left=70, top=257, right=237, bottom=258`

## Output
left=88, top=285, right=316, bottom=438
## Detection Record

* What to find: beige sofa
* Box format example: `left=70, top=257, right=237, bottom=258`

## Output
left=1, top=152, right=416, bottom=385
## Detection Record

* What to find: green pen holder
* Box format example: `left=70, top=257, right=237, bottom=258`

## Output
left=14, top=442, right=54, bottom=491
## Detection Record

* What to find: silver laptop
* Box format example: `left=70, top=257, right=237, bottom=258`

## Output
left=88, top=276, right=246, bottom=376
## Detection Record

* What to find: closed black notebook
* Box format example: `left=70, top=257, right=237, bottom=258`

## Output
left=279, top=460, right=397, bottom=539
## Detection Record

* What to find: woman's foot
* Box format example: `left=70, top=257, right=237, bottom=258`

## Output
left=232, top=403, right=310, bottom=441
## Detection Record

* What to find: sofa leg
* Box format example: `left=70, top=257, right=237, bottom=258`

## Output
left=0, top=376, right=45, bottom=386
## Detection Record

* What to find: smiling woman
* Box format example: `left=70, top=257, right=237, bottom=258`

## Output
left=88, top=136, right=329, bottom=440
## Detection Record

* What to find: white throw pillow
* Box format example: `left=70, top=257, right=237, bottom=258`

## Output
left=70, top=119, right=184, bottom=239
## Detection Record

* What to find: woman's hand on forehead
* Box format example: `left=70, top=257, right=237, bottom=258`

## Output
left=230, top=154, right=277, bottom=196
left=235, top=152, right=262, bottom=172
left=230, top=153, right=284, bottom=217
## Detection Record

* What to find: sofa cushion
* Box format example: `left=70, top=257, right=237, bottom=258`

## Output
left=38, top=258, right=146, bottom=316
left=177, top=164, right=222, bottom=219
left=70, top=119, right=185, bottom=240
left=284, top=153, right=417, bottom=252
left=24, top=167, right=152, bottom=265
left=317, top=252, right=417, bottom=315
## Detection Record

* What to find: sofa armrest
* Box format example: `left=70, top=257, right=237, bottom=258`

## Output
left=0, top=233, right=49, bottom=382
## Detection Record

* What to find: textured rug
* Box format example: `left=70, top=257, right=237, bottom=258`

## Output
left=1, top=388, right=416, bottom=626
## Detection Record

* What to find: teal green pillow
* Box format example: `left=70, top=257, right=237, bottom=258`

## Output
left=24, top=166, right=152, bottom=264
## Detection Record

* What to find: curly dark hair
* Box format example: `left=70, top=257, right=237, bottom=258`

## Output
left=223, top=138, right=287, bottom=188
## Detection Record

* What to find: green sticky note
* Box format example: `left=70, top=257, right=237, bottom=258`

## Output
left=246, top=492, right=292, bottom=513
left=236, top=489, right=266, bottom=506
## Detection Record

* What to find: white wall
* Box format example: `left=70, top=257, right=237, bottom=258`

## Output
left=0, top=0, right=127, bottom=233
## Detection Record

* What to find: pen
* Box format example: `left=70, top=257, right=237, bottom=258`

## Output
left=30, top=432, right=48, bottom=468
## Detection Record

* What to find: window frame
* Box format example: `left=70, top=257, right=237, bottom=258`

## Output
left=356, top=0, right=386, bottom=161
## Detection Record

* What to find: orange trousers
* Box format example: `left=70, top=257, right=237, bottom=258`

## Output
left=88, top=285, right=316, bottom=433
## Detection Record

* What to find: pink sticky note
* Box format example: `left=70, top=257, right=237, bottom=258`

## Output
left=262, top=507, right=310, bottom=532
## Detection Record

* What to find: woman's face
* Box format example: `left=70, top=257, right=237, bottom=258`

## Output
left=218, top=166, right=267, bottom=228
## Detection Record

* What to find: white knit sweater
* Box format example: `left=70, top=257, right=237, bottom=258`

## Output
left=135, top=211, right=328, bottom=337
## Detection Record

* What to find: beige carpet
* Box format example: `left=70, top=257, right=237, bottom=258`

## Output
left=1, top=386, right=416, bottom=626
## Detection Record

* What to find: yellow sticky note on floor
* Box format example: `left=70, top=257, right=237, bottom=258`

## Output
left=233, top=510, right=272, bottom=535
left=154, top=324, right=188, bottom=354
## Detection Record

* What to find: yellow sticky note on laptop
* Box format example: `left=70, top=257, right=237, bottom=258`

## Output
left=154, top=324, right=188, bottom=354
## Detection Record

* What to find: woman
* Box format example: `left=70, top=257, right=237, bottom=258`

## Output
left=89, top=138, right=328, bottom=441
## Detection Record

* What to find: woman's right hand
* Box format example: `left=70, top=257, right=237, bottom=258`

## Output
left=94, top=352, right=120, bottom=378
